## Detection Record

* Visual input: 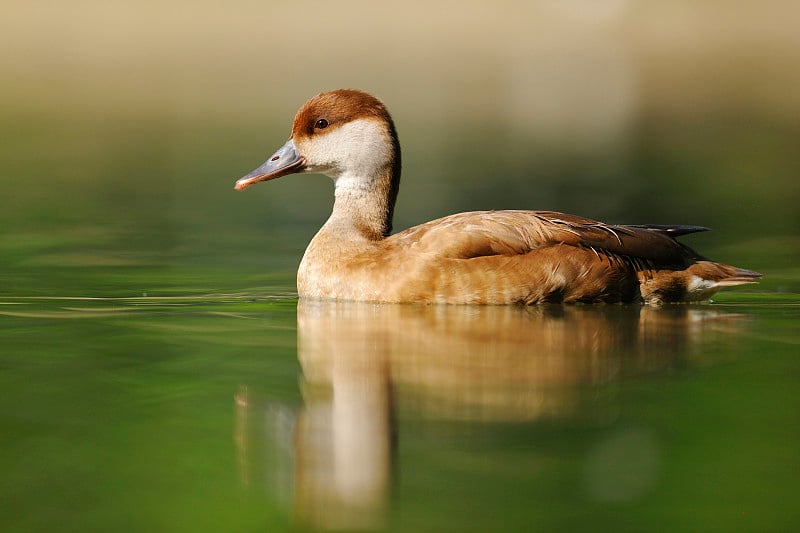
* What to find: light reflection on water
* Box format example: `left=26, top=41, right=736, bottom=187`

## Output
left=236, top=301, right=751, bottom=530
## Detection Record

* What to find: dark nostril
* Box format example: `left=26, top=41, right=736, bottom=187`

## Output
left=271, top=155, right=280, bottom=162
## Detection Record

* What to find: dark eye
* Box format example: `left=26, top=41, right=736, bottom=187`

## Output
left=314, top=118, right=329, bottom=129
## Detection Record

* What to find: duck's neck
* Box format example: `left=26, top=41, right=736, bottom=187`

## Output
left=326, top=120, right=402, bottom=240
left=327, top=163, right=400, bottom=241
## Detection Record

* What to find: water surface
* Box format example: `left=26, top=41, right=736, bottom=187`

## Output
left=1, top=288, right=798, bottom=531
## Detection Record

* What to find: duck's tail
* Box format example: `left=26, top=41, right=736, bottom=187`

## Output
left=640, top=261, right=762, bottom=304
left=690, top=262, right=763, bottom=287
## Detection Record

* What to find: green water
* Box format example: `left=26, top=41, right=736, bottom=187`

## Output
left=1, top=291, right=798, bottom=531
left=2, top=103, right=799, bottom=532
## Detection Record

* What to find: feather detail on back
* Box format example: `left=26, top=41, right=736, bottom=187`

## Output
left=376, top=210, right=759, bottom=304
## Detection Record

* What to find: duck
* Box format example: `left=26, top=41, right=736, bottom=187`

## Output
left=234, top=89, right=760, bottom=304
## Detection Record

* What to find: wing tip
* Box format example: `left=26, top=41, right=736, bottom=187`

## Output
left=630, top=224, right=711, bottom=237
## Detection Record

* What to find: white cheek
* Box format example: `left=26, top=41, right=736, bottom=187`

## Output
left=301, top=118, right=390, bottom=180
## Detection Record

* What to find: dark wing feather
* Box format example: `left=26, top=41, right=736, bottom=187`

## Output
left=525, top=211, right=706, bottom=263
left=627, top=224, right=709, bottom=237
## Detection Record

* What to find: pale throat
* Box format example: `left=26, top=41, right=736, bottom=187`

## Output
left=328, top=166, right=395, bottom=240
left=317, top=119, right=397, bottom=240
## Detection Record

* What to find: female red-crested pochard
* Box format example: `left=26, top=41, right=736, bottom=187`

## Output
left=234, top=89, right=760, bottom=304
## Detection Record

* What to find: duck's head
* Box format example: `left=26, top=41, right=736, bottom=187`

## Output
left=234, top=89, right=401, bottom=192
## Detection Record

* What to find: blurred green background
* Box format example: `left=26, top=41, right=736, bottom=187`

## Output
left=2, top=0, right=798, bottom=296
left=2, top=2, right=800, bottom=532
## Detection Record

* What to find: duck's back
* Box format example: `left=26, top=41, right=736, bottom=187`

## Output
left=300, top=210, right=760, bottom=305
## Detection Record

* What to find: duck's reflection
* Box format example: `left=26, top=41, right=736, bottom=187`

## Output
left=236, top=301, right=747, bottom=529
